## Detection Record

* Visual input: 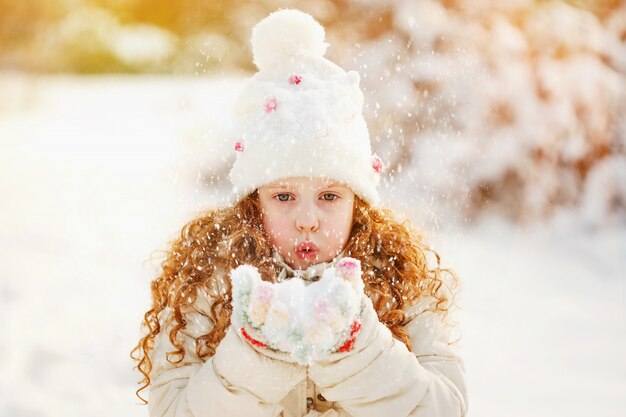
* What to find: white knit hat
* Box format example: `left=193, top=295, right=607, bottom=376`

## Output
left=227, top=8, right=384, bottom=205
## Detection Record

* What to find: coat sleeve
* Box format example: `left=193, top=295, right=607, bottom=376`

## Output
left=147, top=298, right=306, bottom=417
left=307, top=296, right=468, bottom=417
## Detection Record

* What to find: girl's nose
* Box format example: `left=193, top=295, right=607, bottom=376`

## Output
left=295, top=208, right=319, bottom=232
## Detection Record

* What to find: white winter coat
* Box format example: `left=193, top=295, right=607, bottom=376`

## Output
left=147, top=253, right=468, bottom=417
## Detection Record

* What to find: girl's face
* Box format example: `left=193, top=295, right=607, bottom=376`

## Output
left=258, top=176, right=355, bottom=270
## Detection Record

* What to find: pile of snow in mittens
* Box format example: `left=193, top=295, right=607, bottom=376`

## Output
left=230, top=257, right=365, bottom=364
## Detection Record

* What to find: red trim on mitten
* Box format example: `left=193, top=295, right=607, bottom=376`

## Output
left=338, top=320, right=362, bottom=352
left=240, top=327, right=268, bottom=348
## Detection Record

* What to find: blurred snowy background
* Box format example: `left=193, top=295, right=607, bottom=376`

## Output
left=1, top=1, right=625, bottom=416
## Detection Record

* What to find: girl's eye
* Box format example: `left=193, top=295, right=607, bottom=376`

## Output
left=275, top=193, right=293, bottom=202
left=321, top=193, right=338, bottom=201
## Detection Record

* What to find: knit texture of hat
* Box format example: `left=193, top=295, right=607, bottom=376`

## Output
left=227, top=8, right=384, bottom=205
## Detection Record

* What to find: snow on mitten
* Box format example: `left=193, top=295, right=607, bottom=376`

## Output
left=230, top=265, right=271, bottom=348
left=230, top=258, right=366, bottom=365
left=230, top=264, right=306, bottom=353
left=299, top=257, right=365, bottom=362
left=333, top=258, right=367, bottom=354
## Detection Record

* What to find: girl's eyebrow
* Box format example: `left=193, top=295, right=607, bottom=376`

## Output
left=264, top=181, right=346, bottom=190
left=265, top=184, right=295, bottom=190
left=320, top=182, right=346, bottom=189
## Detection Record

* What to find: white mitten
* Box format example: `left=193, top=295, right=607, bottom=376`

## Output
left=230, top=258, right=366, bottom=364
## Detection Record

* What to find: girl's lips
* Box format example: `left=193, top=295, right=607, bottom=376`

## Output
left=296, top=250, right=318, bottom=260
left=296, top=241, right=319, bottom=260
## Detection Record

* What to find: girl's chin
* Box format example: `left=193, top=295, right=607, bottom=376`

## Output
left=289, top=258, right=316, bottom=270
left=287, top=254, right=329, bottom=270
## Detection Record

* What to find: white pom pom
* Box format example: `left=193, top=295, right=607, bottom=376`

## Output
left=251, top=9, right=329, bottom=71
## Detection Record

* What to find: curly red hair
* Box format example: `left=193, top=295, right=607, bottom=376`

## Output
left=130, top=191, right=460, bottom=403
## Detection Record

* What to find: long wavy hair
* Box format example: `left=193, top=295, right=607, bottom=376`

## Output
left=130, top=190, right=460, bottom=404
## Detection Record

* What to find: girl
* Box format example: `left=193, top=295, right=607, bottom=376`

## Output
left=131, top=9, right=468, bottom=417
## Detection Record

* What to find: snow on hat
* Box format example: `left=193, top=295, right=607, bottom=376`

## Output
left=227, top=8, right=384, bottom=205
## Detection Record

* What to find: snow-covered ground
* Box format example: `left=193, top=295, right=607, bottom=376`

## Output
left=0, top=75, right=624, bottom=417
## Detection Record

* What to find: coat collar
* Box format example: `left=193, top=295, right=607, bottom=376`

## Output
left=272, top=248, right=347, bottom=283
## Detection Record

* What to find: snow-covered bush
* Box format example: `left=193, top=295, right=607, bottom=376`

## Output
left=330, top=0, right=626, bottom=229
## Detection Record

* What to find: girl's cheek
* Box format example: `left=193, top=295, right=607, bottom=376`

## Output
left=268, top=218, right=292, bottom=243
left=324, top=226, right=341, bottom=239
left=262, top=216, right=282, bottom=242
left=267, top=222, right=283, bottom=240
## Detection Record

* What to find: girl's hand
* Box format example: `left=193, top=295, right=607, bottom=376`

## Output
left=229, top=264, right=293, bottom=356
left=322, top=257, right=366, bottom=354
left=229, top=258, right=366, bottom=364
left=211, top=322, right=307, bottom=404
left=306, top=294, right=387, bottom=389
